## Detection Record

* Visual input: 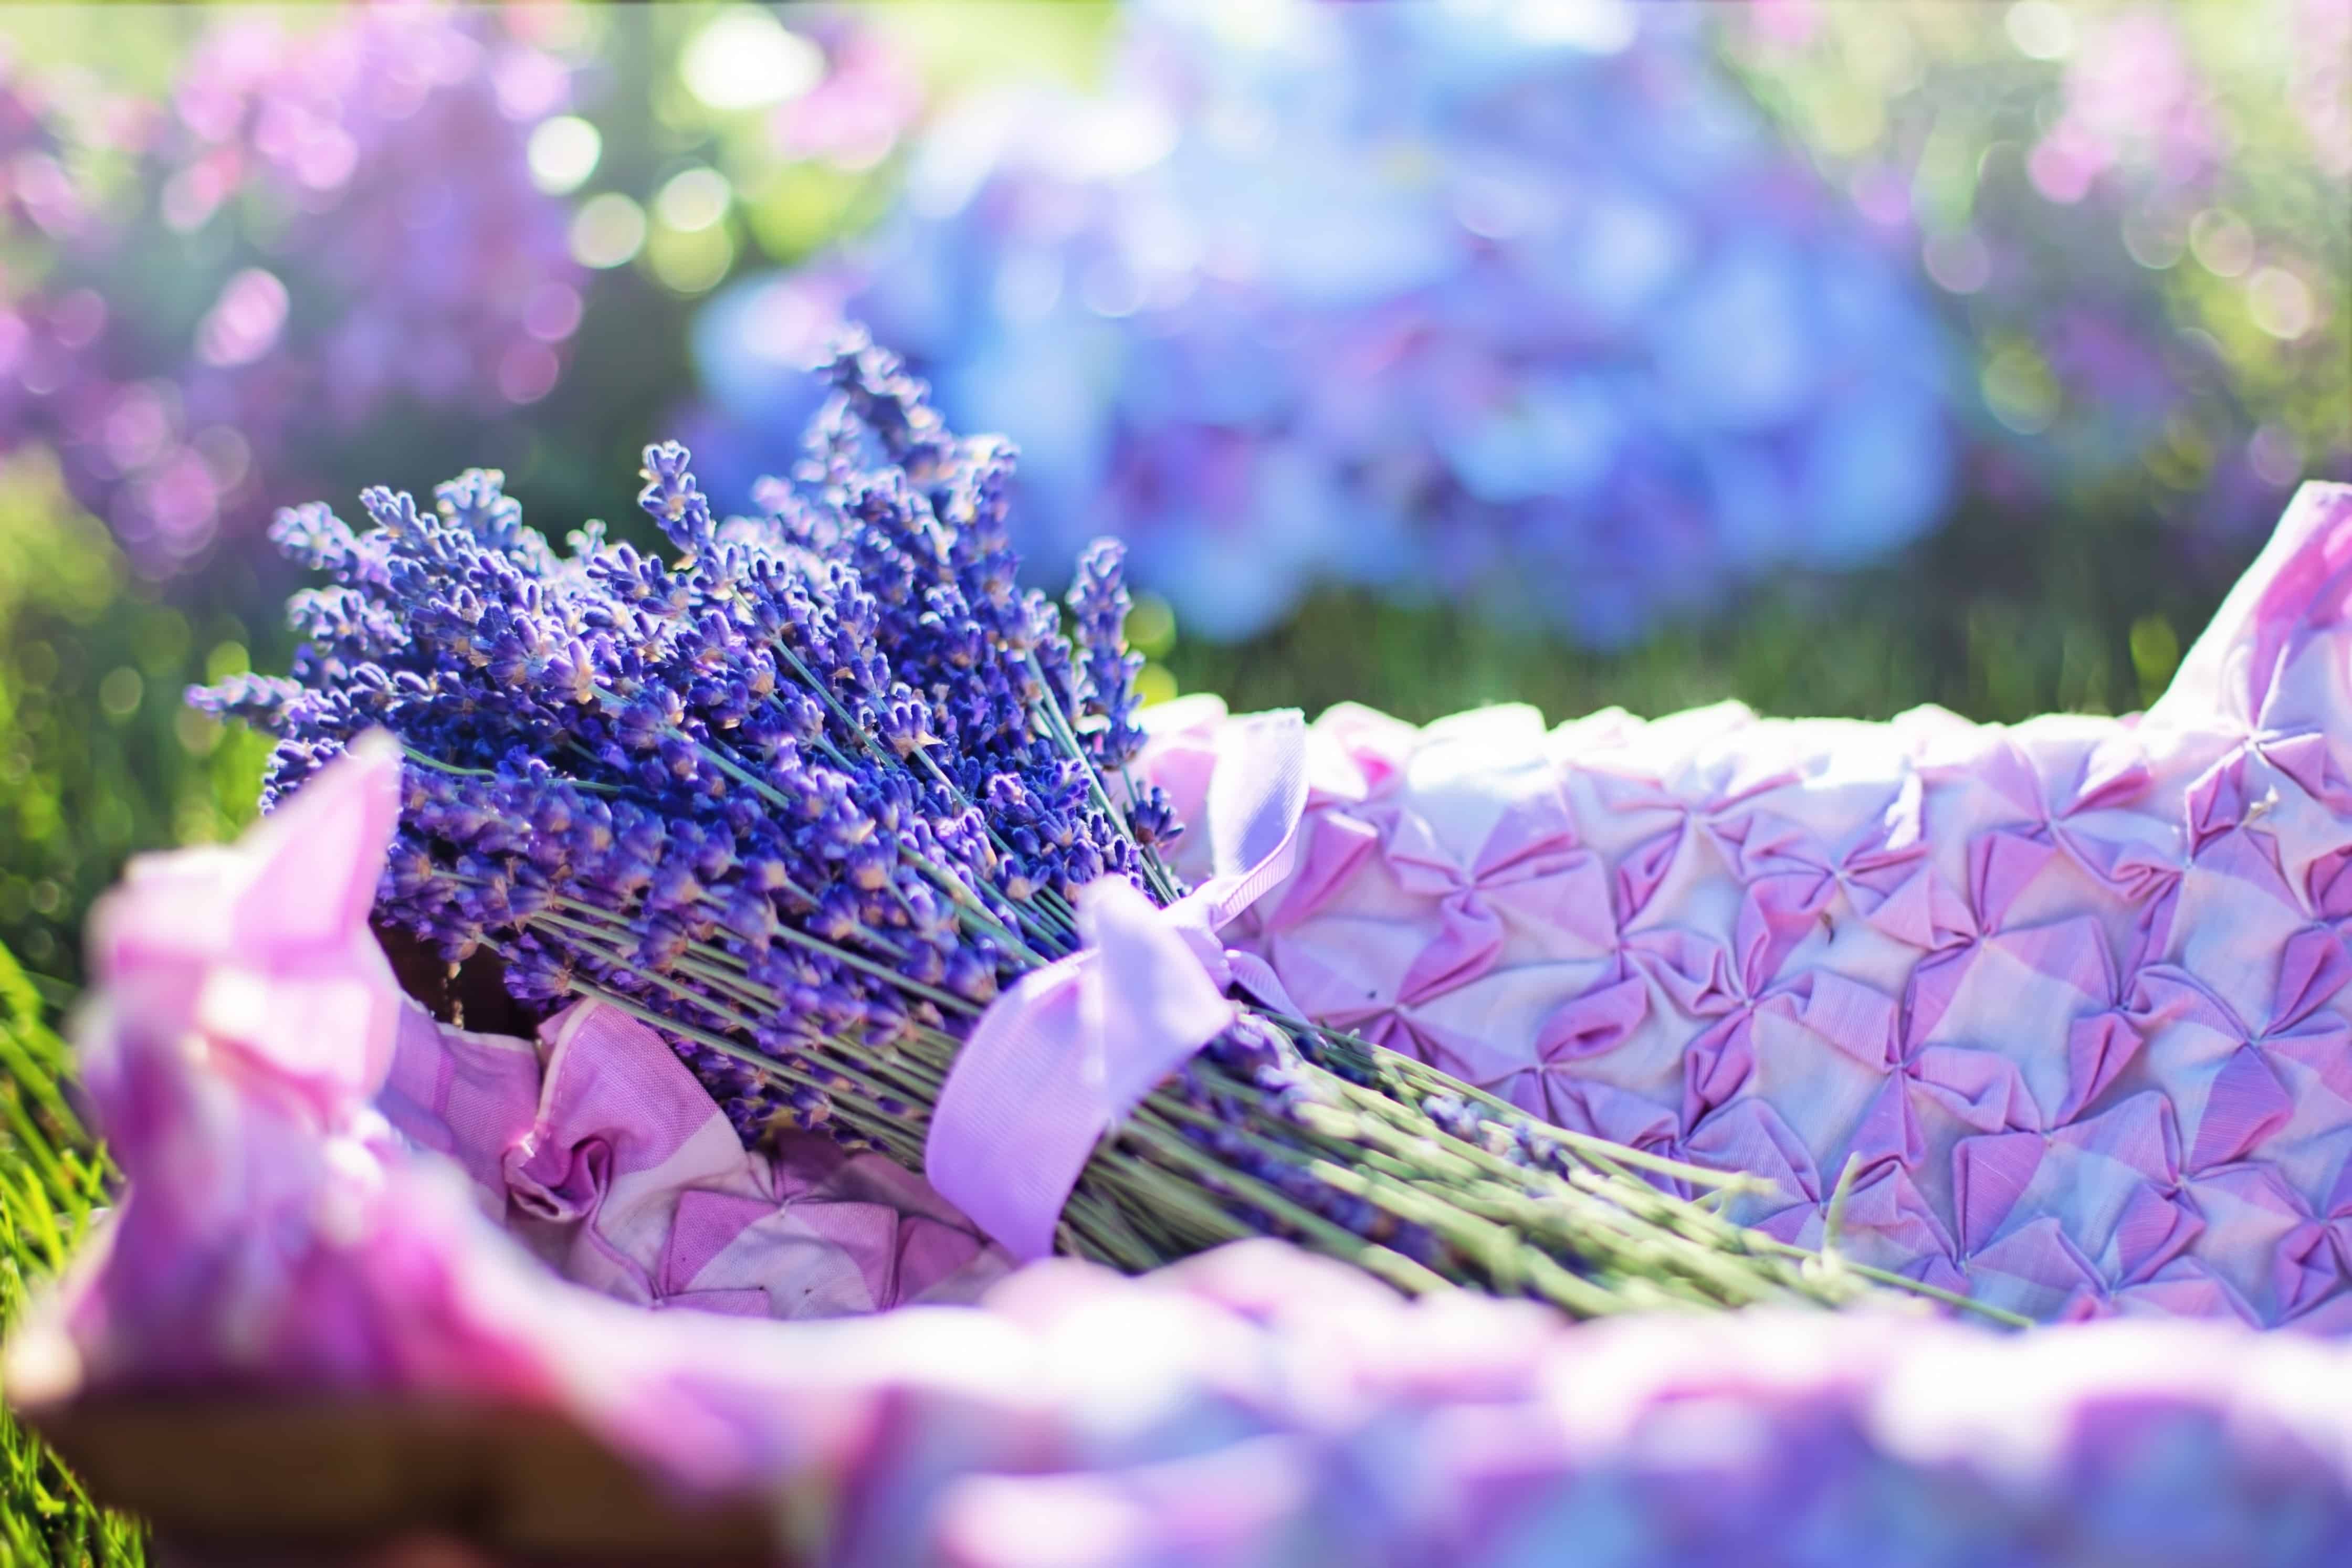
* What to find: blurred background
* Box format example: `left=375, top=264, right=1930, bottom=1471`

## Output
left=0, top=0, right=2344, bottom=986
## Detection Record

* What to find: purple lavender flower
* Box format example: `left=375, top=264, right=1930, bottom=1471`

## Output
left=1068, top=539, right=1146, bottom=769
left=688, top=1, right=1956, bottom=647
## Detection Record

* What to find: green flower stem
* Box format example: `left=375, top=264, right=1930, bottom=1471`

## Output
left=690, top=881, right=911, bottom=964
left=407, top=745, right=624, bottom=796
left=1111, top=1112, right=1455, bottom=1298
left=541, top=894, right=980, bottom=1018
left=1124, top=1074, right=1676, bottom=1313
left=1302, top=1020, right=1763, bottom=1195
left=1299, top=1070, right=1840, bottom=1307
left=526, top=926, right=916, bottom=1116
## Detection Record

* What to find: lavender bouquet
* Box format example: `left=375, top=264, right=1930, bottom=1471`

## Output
left=193, top=333, right=1983, bottom=1319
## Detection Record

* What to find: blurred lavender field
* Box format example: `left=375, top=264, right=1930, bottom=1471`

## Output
left=695, top=1, right=1961, bottom=646
left=0, top=0, right=2344, bottom=983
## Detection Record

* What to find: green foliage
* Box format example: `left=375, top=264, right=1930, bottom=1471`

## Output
left=0, top=942, right=141, bottom=1568
left=857, top=0, right=1121, bottom=94
left=1721, top=0, right=2350, bottom=525
left=0, top=453, right=269, bottom=986
left=1164, top=496, right=2226, bottom=731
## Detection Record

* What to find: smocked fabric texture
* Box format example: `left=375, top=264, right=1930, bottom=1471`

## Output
left=379, top=997, right=1009, bottom=1318
left=1144, top=481, right=2352, bottom=1328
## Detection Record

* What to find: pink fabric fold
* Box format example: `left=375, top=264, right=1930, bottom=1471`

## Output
left=383, top=997, right=1009, bottom=1317
left=926, top=709, right=1309, bottom=1260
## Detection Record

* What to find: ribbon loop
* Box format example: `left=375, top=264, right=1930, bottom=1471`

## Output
left=924, top=710, right=1309, bottom=1260
left=1202, top=710, right=1312, bottom=916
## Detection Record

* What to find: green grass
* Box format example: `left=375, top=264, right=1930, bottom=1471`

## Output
left=0, top=451, right=271, bottom=987
left=0, top=941, right=141, bottom=1568
left=0, top=461, right=152, bottom=1564
left=1159, top=493, right=2233, bottom=732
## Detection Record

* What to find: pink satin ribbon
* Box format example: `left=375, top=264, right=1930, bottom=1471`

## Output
left=925, top=710, right=1310, bottom=1260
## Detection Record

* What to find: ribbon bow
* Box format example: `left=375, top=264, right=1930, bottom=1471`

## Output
left=925, top=710, right=1310, bottom=1260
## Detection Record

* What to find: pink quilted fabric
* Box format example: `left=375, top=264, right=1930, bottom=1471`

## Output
left=378, top=997, right=1010, bottom=1318
left=1143, top=481, right=2352, bottom=1328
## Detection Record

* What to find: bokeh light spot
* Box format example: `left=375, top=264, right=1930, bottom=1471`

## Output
left=2129, top=614, right=2179, bottom=705
left=1923, top=231, right=1991, bottom=294
left=681, top=9, right=824, bottom=112
left=523, top=281, right=584, bottom=343
left=498, top=341, right=561, bottom=404
left=528, top=115, right=602, bottom=194
left=1508, top=0, right=1637, bottom=55
left=1982, top=344, right=2060, bottom=434
left=98, top=667, right=144, bottom=720
left=648, top=222, right=735, bottom=295
left=2249, top=425, right=2304, bottom=487
left=52, top=289, right=105, bottom=349
left=570, top=192, right=647, bottom=269
left=2189, top=209, right=2255, bottom=278
left=195, top=269, right=289, bottom=368
left=656, top=166, right=733, bottom=233
left=2248, top=267, right=2315, bottom=341
left=205, top=641, right=250, bottom=682
left=1126, top=595, right=1178, bottom=659
left=192, top=426, right=251, bottom=493
left=2122, top=207, right=2187, bottom=270
left=2004, top=2, right=2075, bottom=61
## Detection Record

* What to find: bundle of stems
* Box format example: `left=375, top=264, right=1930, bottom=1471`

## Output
left=201, top=334, right=2012, bottom=1324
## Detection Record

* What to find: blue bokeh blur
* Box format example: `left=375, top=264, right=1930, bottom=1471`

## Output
left=688, top=1, right=1960, bottom=645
